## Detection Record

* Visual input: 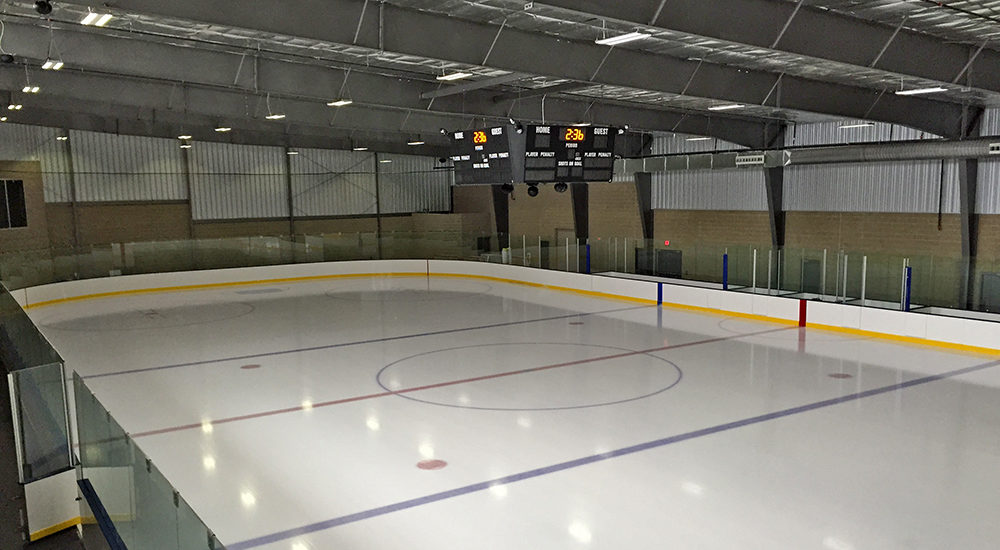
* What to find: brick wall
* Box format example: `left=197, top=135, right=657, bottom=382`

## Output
left=508, top=184, right=575, bottom=241
left=785, top=212, right=962, bottom=257
left=76, top=202, right=191, bottom=245
left=589, top=182, right=643, bottom=240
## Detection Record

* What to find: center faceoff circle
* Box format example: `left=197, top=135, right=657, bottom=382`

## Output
left=376, top=342, right=682, bottom=411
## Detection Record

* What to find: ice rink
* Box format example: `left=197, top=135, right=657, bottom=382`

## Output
left=29, top=275, right=1000, bottom=550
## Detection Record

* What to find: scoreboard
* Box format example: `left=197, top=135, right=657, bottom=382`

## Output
left=449, top=123, right=618, bottom=185
left=523, top=125, right=617, bottom=183
left=449, top=124, right=525, bottom=185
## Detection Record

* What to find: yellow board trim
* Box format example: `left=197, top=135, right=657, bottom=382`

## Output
left=19, top=268, right=1000, bottom=355
left=808, top=322, right=1000, bottom=357
left=29, top=516, right=82, bottom=541
left=23, top=272, right=429, bottom=309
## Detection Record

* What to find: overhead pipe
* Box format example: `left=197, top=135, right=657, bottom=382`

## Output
left=615, top=137, right=1000, bottom=174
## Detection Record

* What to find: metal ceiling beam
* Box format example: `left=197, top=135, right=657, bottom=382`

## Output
left=0, top=97, right=453, bottom=156
left=491, top=82, right=594, bottom=103
left=51, top=0, right=967, bottom=137
left=0, top=22, right=775, bottom=146
left=419, top=73, right=526, bottom=99
left=536, top=0, right=1000, bottom=95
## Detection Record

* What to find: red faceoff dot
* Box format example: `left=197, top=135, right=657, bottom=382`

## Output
left=417, top=459, right=448, bottom=470
left=240, top=364, right=262, bottom=370
left=828, top=373, right=853, bottom=379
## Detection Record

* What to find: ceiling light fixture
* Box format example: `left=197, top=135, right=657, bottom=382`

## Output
left=894, top=86, right=947, bottom=96
left=352, top=146, right=368, bottom=151
left=179, top=143, right=192, bottom=149
left=287, top=150, right=299, bottom=155
left=686, top=137, right=712, bottom=141
left=379, top=159, right=392, bottom=163
left=838, top=122, right=875, bottom=129
left=327, top=99, right=353, bottom=107
left=708, top=104, right=744, bottom=111
left=264, top=93, right=285, bottom=120
left=214, top=126, right=232, bottom=132
left=41, top=59, right=63, bottom=70
left=56, top=136, right=68, bottom=141
left=7, top=104, right=22, bottom=110
left=81, top=11, right=113, bottom=26
left=436, top=72, right=472, bottom=81
left=407, top=140, right=425, bottom=146
left=177, top=134, right=192, bottom=140
left=22, top=86, right=39, bottom=93
left=0, top=117, right=7, bottom=122
left=595, top=31, right=650, bottom=46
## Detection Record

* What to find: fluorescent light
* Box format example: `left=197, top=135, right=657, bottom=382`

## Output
left=7, top=104, right=22, bottom=110
left=436, top=72, right=472, bottom=81
left=180, top=143, right=192, bottom=149
left=407, top=140, right=425, bottom=146
left=177, top=134, right=192, bottom=140
left=214, top=126, right=231, bottom=132
left=287, top=150, right=299, bottom=155
left=265, top=113, right=286, bottom=120
left=895, top=86, right=947, bottom=96
left=838, top=122, right=875, bottom=129
left=352, top=147, right=368, bottom=151
left=41, top=60, right=55, bottom=70
left=379, top=159, right=392, bottom=163
left=708, top=104, right=744, bottom=111
left=327, top=99, right=353, bottom=107
left=53, top=61, right=64, bottom=70
left=0, top=117, right=7, bottom=122
left=56, top=136, right=68, bottom=141
left=686, top=137, right=712, bottom=141
left=571, top=122, right=591, bottom=127
left=595, top=31, right=650, bottom=46
left=82, top=12, right=113, bottom=26
left=22, top=86, right=39, bottom=93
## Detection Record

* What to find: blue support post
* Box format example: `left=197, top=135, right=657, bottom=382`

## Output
left=657, top=282, right=663, bottom=305
left=722, top=253, right=729, bottom=290
left=585, top=244, right=591, bottom=274
left=904, top=266, right=913, bottom=312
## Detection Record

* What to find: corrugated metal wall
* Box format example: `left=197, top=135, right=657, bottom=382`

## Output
left=784, top=160, right=960, bottom=213
left=290, top=148, right=377, bottom=217
left=785, top=121, right=938, bottom=147
left=652, top=168, right=767, bottom=211
left=188, top=142, right=288, bottom=220
left=0, top=123, right=72, bottom=202
left=982, top=107, right=1000, bottom=136
left=375, top=153, right=451, bottom=214
left=70, top=130, right=187, bottom=202
left=979, top=160, right=1000, bottom=214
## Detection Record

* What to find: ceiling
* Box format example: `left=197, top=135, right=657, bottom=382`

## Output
left=0, top=0, right=997, bottom=152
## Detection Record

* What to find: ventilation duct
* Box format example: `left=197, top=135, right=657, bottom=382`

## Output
left=615, top=137, right=1000, bottom=175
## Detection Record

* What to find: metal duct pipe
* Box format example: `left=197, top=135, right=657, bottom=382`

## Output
left=787, top=137, right=999, bottom=165
left=614, top=136, right=1000, bottom=174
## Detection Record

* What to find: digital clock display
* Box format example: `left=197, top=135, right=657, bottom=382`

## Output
left=473, top=131, right=488, bottom=144
left=562, top=128, right=586, bottom=142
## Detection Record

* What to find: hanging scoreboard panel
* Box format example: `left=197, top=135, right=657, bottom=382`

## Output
left=449, top=125, right=524, bottom=185
left=524, top=125, right=617, bottom=183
